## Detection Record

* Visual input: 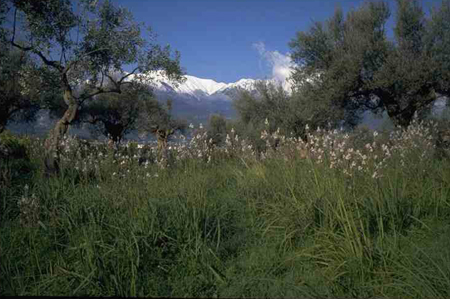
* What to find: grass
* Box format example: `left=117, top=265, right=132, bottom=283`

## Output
left=1, top=120, right=450, bottom=297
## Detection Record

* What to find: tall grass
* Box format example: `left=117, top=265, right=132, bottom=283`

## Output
left=1, top=118, right=450, bottom=297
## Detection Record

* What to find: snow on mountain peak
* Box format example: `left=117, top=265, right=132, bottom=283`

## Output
left=128, top=70, right=291, bottom=101
left=180, top=75, right=227, bottom=95
left=215, top=78, right=256, bottom=93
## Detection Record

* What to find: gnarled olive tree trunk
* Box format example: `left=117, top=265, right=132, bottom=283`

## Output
left=104, top=121, right=125, bottom=144
left=151, top=127, right=174, bottom=167
left=383, top=90, right=437, bottom=128
left=43, top=86, right=78, bottom=176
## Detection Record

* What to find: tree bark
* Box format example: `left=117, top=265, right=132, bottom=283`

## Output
left=43, top=87, right=78, bottom=176
left=154, top=128, right=173, bottom=167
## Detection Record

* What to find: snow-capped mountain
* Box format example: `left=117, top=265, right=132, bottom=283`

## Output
left=126, top=71, right=289, bottom=122
left=151, top=73, right=227, bottom=99
left=145, top=71, right=259, bottom=102
left=211, top=78, right=259, bottom=99
left=130, top=70, right=292, bottom=102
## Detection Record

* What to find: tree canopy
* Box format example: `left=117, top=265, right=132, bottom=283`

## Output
left=4, top=0, right=184, bottom=174
left=0, top=2, right=42, bottom=133
left=0, top=42, right=42, bottom=133
left=289, top=0, right=450, bottom=128
left=79, top=82, right=145, bottom=143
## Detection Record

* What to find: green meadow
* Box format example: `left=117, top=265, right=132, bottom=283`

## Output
left=1, top=120, right=450, bottom=298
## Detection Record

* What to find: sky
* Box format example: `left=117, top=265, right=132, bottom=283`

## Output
left=111, top=0, right=441, bottom=84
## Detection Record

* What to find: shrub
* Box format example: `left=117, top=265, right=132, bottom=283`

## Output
left=0, top=130, right=30, bottom=160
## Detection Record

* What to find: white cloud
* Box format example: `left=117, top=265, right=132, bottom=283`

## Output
left=252, top=41, right=294, bottom=86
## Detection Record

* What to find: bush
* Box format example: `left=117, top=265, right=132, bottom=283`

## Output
left=0, top=130, right=30, bottom=160
left=206, top=114, right=227, bottom=146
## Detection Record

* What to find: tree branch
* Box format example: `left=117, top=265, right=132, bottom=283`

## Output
left=62, top=47, right=111, bottom=75
left=11, top=8, right=32, bottom=51
left=79, top=87, right=121, bottom=104
left=118, top=66, right=140, bottom=84
left=11, top=9, right=64, bottom=72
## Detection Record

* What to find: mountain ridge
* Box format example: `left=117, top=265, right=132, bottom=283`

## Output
left=145, top=71, right=260, bottom=101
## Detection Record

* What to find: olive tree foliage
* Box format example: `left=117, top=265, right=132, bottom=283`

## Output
left=79, top=81, right=146, bottom=143
left=137, top=97, right=187, bottom=139
left=426, top=0, right=450, bottom=99
left=7, top=0, right=184, bottom=174
left=137, top=97, right=187, bottom=162
left=233, top=80, right=324, bottom=141
left=0, top=45, right=42, bottom=134
left=289, top=0, right=450, bottom=128
left=206, top=114, right=227, bottom=146
left=234, top=81, right=292, bottom=133
left=0, top=2, right=41, bottom=134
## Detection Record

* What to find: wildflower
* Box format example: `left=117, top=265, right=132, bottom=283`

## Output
left=265, top=118, right=269, bottom=126
left=199, top=123, right=203, bottom=129
left=373, top=131, right=379, bottom=137
left=189, top=123, right=194, bottom=129
left=261, top=130, right=268, bottom=139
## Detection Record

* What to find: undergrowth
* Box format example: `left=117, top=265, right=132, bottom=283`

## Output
left=1, top=119, right=450, bottom=297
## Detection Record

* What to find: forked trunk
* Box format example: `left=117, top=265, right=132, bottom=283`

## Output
left=44, top=88, right=78, bottom=176
left=383, top=90, right=437, bottom=129
left=385, top=102, right=415, bottom=128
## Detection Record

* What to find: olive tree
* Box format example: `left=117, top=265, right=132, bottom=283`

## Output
left=233, top=80, right=325, bottom=141
left=79, top=80, right=147, bottom=143
left=234, top=81, right=292, bottom=133
left=289, top=0, right=450, bottom=128
left=137, top=97, right=187, bottom=161
left=7, top=0, right=184, bottom=174
left=206, top=114, right=227, bottom=146
left=0, top=2, right=42, bottom=134
left=0, top=45, right=42, bottom=134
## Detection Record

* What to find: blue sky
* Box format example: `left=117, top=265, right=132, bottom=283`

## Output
left=112, top=0, right=442, bottom=83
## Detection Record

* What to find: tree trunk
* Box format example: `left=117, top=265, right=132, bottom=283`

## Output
left=154, top=128, right=173, bottom=168
left=104, top=122, right=124, bottom=144
left=44, top=88, right=78, bottom=176
left=383, top=88, right=437, bottom=128
left=385, top=104, right=416, bottom=128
